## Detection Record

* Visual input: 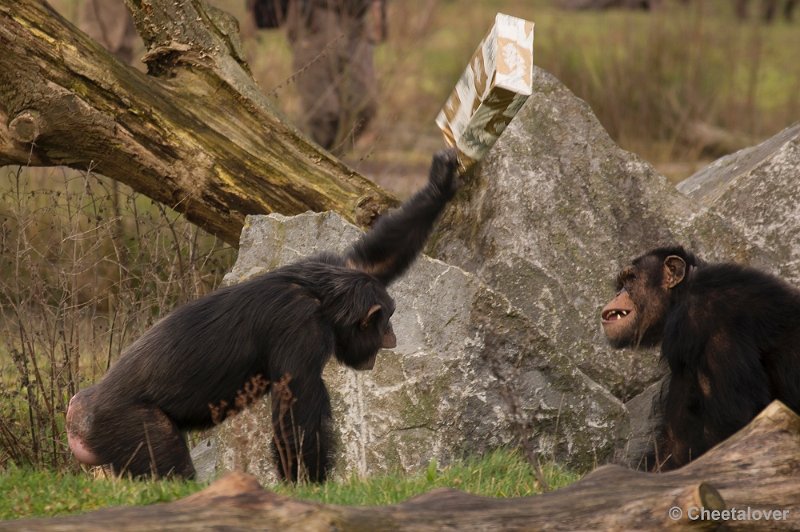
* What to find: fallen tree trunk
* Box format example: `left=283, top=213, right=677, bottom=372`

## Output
left=0, top=0, right=397, bottom=246
left=5, top=401, right=799, bottom=530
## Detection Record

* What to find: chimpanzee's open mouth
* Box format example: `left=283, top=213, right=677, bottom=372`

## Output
left=602, top=309, right=631, bottom=322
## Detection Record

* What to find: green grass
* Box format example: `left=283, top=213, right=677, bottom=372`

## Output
left=0, top=450, right=579, bottom=520
left=0, top=467, right=202, bottom=520
left=273, top=449, right=580, bottom=506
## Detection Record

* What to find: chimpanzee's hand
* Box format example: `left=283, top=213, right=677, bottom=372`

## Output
left=428, top=148, right=460, bottom=199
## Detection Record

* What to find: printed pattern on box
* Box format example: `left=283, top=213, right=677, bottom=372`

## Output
left=436, top=13, right=534, bottom=169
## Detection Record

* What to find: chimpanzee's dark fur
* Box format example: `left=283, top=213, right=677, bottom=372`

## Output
left=67, top=149, right=459, bottom=481
left=603, top=246, right=800, bottom=470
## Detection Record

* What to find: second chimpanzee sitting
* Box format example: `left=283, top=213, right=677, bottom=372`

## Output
left=602, top=246, right=800, bottom=470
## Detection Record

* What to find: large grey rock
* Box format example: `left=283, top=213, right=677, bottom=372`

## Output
left=615, top=378, right=665, bottom=470
left=199, top=212, right=626, bottom=483
left=192, top=72, right=797, bottom=482
left=677, top=123, right=800, bottom=284
left=428, top=66, right=764, bottom=399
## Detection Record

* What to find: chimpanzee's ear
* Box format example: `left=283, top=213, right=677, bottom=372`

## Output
left=663, top=255, right=687, bottom=289
left=360, top=304, right=382, bottom=329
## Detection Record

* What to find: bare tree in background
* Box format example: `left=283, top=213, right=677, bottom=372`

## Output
left=735, top=0, right=798, bottom=22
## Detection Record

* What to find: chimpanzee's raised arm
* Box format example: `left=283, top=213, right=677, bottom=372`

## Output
left=346, top=149, right=459, bottom=285
left=66, top=151, right=457, bottom=482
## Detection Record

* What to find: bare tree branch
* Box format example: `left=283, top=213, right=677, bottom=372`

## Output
left=0, top=0, right=397, bottom=246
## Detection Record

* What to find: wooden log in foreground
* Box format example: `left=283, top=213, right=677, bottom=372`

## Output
left=5, top=401, right=799, bottom=531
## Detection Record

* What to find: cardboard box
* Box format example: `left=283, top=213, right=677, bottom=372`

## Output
left=435, top=13, right=535, bottom=170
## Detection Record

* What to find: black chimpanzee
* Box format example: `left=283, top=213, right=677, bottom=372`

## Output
left=66, top=149, right=460, bottom=481
left=601, top=246, right=800, bottom=470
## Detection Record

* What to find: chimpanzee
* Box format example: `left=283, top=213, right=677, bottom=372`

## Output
left=66, top=149, right=460, bottom=481
left=601, top=246, right=800, bottom=470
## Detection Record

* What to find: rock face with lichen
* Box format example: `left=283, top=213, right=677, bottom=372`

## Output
left=201, top=212, right=626, bottom=483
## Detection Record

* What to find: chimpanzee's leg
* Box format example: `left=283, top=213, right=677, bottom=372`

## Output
left=109, top=404, right=195, bottom=478
left=270, top=375, right=334, bottom=482
left=69, top=392, right=195, bottom=479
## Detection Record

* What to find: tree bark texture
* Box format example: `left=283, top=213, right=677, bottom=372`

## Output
left=5, top=401, right=799, bottom=530
left=0, top=0, right=397, bottom=246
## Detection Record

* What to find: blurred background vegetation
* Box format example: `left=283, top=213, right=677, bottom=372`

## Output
left=0, top=0, right=797, bottom=475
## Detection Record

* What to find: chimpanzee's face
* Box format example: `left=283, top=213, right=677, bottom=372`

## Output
left=336, top=293, right=397, bottom=371
left=601, top=253, right=687, bottom=349
left=350, top=303, right=396, bottom=371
